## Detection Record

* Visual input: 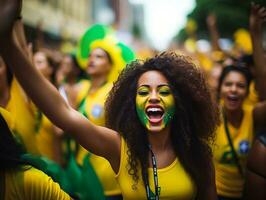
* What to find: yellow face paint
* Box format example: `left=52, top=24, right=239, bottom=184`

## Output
left=136, top=85, right=175, bottom=131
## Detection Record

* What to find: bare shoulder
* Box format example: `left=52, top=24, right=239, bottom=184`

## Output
left=247, top=135, right=266, bottom=178
left=253, top=102, right=266, bottom=132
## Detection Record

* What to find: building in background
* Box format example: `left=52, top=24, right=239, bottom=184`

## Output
left=21, top=0, right=146, bottom=53
left=22, top=0, right=92, bottom=50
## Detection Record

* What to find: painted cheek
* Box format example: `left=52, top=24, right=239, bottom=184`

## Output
left=136, top=95, right=149, bottom=128
left=161, top=96, right=175, bottom=126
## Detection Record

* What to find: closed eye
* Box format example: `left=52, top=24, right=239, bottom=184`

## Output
left=137, top=90, right=149, bottom=96
left=159, top=91, right=170, bottom=96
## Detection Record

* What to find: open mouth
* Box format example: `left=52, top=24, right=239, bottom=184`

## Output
left=226, top=95, right=240, bottom=106
left=145, top=106, right=164, bottom=124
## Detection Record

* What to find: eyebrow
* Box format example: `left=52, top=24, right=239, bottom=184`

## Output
left=138, top=84, right=170, bottom=88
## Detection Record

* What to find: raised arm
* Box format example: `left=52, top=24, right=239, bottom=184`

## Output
left=0, top=0, right=120, bottom=171
left=250, top=3, right=266, bottom=100
left=206, top=13, right=221, bottom=52
left=250, top=3, right=266, bottom=133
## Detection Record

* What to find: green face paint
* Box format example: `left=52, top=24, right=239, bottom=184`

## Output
left=136, top=86, right=150, bottom=129
left=136, top=85, right=175, bottom=131
left=159, top=86, right=175, bottom=127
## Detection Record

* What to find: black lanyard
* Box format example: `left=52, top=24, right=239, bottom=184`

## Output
left=145, top=145, right=159, bottom=200
left=222, top=109, right=244, bottom=176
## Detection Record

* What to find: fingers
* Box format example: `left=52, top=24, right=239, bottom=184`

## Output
left=258, top=6, right=266, bottom=20
left=250, top=2, right=266, bottom=24
left=251, top=2, right=260, bottom=10
left=207, top=14, right=216, bottom=26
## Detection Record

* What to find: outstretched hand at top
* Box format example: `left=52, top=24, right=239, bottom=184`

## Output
left=250, top=2, right=266, bottom=35
left=206, top=14, right=217, bottom=28
left=0, top=0, right=22, bottom=43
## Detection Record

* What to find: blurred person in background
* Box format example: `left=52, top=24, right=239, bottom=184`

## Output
left=33, top=50, right=62, bottom=163
left=0, top=18, right=39, bottom=156
left=214, top=65, right=254, bottom=200
left=75, top=24, right=135, bottom=200
left=57, top=53, right=87, bottom=109
left=0, top=108, right=71, bottom=200
left=213, top=4, right=266, bottom=198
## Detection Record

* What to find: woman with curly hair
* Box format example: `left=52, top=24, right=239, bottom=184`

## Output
left=0, top=1, right=220, bottom=199
left=104, top=53, right=220, bottom=199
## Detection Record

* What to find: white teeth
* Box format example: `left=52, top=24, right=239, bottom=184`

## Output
left=147, top=108, right=162, bottom=112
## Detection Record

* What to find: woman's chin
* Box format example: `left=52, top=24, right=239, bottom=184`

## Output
left=147, top=125, right=165, bottom=133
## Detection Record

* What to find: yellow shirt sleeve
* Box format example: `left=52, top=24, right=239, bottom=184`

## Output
left=5, top=167, right=71, bottom=200
left=6, top=79, right=39, bottom=154
left=24, top=167, right=71, bottom=200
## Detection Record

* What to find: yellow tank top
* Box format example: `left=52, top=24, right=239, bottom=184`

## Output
left=4, top=166, right=70, bottom=200
left=213, top=106, right=254, bottom=198
left=76, top=81, right=121, bottom=196
left=5, top=80, right=39, bottom=154
left=116, top=138, right=197, bottom=200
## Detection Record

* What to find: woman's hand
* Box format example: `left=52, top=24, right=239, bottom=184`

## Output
left=0, top=0, right=22, bottom=43
left=250, top=3, right=266, bottom=37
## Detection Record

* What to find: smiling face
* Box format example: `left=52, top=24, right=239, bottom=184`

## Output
left=220, top=71, right=248, bottom=111
left=136, top=70, right=175, bottom=132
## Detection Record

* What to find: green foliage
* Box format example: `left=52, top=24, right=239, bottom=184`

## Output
left=175, top=28, right=189, bottom=42
left=175, top=0, right=266, bottom=42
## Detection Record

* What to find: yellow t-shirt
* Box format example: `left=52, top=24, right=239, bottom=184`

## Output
left=213, top=106, right=254, bottom=198
left=3, top=166, right=70, bottom=200
left=5, top=80, right=39, bottom=154
left=76, top=81, right=121, bottom=196
left=116, top=138, right=197, bottom=200
left=243, top=81, right=258, bottom=107
left=36, top=114, right=57, bottom=161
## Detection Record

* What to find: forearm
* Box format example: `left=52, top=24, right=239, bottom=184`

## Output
left=1, top=40, right=71, bottom=129
left=251, top=30, right=265, bottom=73
left=209, top=26, right=221, bottom=51
left=207, top=14, right=221, bottom=51
left=249, top=4, right=266, bottom=100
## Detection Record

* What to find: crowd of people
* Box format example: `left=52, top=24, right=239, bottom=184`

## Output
left=0, top=0, right=266, bottom=200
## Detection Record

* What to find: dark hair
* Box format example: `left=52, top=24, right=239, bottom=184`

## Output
left=105, top=52, right=220, bottom=195
left=239, top=54, right=254, bottom=68
left=101, top=49, right=113, bottom=65
left=0, top=113, right=26, bottom=170
left=0, top=55, right=13, bottom=86
left=68, top=53, right=87, bottom=80
left=6, top=65, right=13, bottom=86
left=70, top=54, right=80, bottom=70
left=217, top=65, right=252, bottom=100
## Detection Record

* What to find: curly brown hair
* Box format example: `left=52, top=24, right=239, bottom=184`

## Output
left=105, top=51, right=220, bottom=196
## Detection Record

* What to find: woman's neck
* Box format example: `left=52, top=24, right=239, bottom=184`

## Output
left=89, top=75, right=107, bottom=94
left=147, top=126, right=176, bottom=168
left=65, top=74, right=78, bottom=85
left=148, top=126, right=172, bottom=152
left=224, top=107, right=243, bottom=128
